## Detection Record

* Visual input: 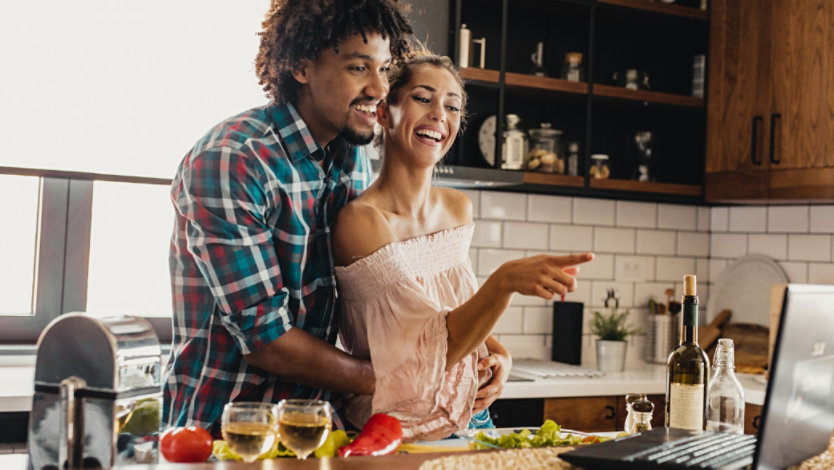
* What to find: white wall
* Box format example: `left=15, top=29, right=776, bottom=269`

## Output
left=465, top=190, right=834, bottom=369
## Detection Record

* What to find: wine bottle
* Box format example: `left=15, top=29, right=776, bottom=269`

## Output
left=665, top=274, right=709, bottom=430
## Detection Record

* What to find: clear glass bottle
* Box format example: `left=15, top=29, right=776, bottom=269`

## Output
left=624, top=392, right=647, bottom=434
left=706, top=338, right=745, bottom=434
left=501, top=114, right=528, bottom=170
left=566, top=141, right=580, bottom=176
left=665, top=274, right=710, bottom=431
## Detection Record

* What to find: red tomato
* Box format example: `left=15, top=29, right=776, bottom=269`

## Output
left=160, top=426, right=213, bottom=463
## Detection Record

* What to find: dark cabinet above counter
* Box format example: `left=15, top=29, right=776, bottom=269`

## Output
left=441, top=0, right=709, bottom=203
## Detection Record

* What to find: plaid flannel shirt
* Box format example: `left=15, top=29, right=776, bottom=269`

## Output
left=163, top=101, right=370, bottom=431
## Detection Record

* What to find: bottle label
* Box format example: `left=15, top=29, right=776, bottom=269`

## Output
left=669, top=383, right=704, bottom=430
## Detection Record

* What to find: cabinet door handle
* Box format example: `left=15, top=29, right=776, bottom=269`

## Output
left=752, top=415, right=761, bottom=430
left=751, top=115, right=763, bottom=166
left=769, top=113, right=781, bottom=164
left=604, top=405, right=616, bottom=420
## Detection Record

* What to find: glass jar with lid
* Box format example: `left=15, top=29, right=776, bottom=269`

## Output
left=526, top=123, right=564, bottom=174
left=590, top=153, right=610, bottom=179
left=561, top=52, right=585, bottom=82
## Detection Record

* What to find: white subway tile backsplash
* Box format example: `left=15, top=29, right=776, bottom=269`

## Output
left=697, top=207, right=711, bottom=232
left=747, top=234, right=787, bottom=260
left=503, top=222, right=548, bottom=249
left=658, top=204, right=697, bottom=230
left=677, top=232, right=709, bottom=257
left=460, top=189, right=480, bottom=217
left=779, top=262, right=807, bottom=283
left=808, top=263, right=834, bottom=284
left=616, top=201, right=657, bottom=228
left=810, top=206, right=834, bottom=233
left=497, top=334, right=549, bottom=360
left=550, top=224, right=594, bottom=251
left=710, top=233, right=747, bottom=259
left=477, top=248, right=525, bottom=276
left=710, top=259, right=729, bottom=281
left=511, top=291, right=548, bottom=307
left=581, top=253, right=615, bottom=280
left=560, top=276, right=592, bottom=306
left=594, top=227, right=636, bottom=253
left=768, top=206, right=810, bottom=233
left=614, top=255, right=655, bottom=282
left=574, top=198, right=616, bottom=226
left=590, top=281, right=635, bottom=308
left=480, top=192, right=526, bottom=220
left=471, top=193, right=834, bottom=363
left=636, top=229, right=676, bottom=255
left=787, top=234, right=831, bottom=262
left=729, top=206, right=767, bottom=232
left=471, top=220, right=502, bottom=247
left=696, top=258, right=710, bottom=282
left=656, top=257, right=696, bottom=282
left=711, top=207, right=729, bottom=232
left=528, top=194, right=572, bottom=223
left=523, top=306, right=553, bottom=334
left=492, top=307, right=523, bottom=334
left=634, top=282, right=675, bottom=309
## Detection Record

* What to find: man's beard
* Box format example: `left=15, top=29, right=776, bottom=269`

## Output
left=340, top=125, right=375, bottom=146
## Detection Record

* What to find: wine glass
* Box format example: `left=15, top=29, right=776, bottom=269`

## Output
left=275, top=399, right=332, bottom=460
left=220, top=402, right=277, bottom=463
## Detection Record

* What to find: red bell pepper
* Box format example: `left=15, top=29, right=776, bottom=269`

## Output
left=338, top=413, right=403, bottom=457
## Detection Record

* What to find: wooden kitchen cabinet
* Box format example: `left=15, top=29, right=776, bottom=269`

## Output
left=706, top=0, right=834, bottom=202
left=543, top=394, right=666, bottom=432
left=744, top=403, right=763, bottom=435
left=544, top=396, right=619, bottom=432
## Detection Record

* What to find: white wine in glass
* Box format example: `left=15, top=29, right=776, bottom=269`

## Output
left=221, top=402, right=277, bottom=463
left=276, top=399, right=331, bottom=460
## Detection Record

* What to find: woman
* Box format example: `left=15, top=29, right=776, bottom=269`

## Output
left=332, top=53, right=593, bottom=442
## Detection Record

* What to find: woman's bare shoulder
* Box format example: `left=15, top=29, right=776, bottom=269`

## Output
left=434, top=187, right=474, bottom=226
left=333, top=200, right=397, bottom=266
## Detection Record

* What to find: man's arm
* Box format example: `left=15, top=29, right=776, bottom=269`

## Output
left=244, top=328, right=375, bottom=395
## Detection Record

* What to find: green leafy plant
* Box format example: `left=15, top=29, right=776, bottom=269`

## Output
left=590, top=309, right=639, bottom=341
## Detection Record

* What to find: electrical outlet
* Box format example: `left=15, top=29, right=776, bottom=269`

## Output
left=616, top=257, right=650, bottom=282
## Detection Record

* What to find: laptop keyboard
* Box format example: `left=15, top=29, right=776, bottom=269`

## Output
left=623, top=432, right=757, bottom=468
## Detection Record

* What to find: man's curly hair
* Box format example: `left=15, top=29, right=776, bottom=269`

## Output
left=256, top=0, right=413, bottom=104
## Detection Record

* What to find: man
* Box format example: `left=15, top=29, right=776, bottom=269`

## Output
left=163, top=0, right=509, bottom=434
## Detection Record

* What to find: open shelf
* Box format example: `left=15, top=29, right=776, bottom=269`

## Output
left=589, top=178, right=703, bottom=196
left=522, top=172, right=585, bottom=187
left=461, top=68, right=589, bottom=95
left=597, top=0, right=708, bottom=21
left=593, top=84, right=705, bottom=108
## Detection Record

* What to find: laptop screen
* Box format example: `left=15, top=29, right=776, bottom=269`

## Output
left=755, top=284, right=834, bottom=469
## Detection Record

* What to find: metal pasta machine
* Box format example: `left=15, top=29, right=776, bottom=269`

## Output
left=28, top=313, right=162, bottom=469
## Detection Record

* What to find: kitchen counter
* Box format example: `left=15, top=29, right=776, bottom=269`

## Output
left=0, top=363, right=768, bottom=413
left=502, top=364, right=668, bottom=399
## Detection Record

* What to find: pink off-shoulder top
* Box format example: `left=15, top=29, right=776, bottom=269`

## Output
left=334, top=224, right=490, bottom=442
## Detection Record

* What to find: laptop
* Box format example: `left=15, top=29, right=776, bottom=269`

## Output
left=561, top=283, right=834, bottom=470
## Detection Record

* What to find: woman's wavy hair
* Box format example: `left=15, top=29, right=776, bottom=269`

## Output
left=256, top=0, right=413, bottom=104
left=374, top=50, right=469, bottom=148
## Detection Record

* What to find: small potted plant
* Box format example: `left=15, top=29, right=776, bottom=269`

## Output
left=591, top=289, right=640, bottom=372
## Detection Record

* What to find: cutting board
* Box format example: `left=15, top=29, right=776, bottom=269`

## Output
left=698, top=309, right=732, bottom=351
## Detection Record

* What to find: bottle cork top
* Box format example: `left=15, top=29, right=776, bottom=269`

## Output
left=683, top=274, right=697, bottom=296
